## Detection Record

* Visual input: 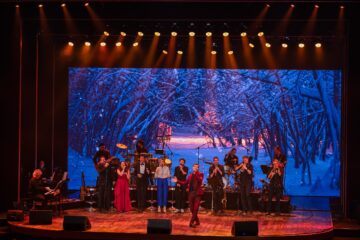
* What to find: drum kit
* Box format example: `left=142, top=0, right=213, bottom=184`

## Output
left=115, top=142, right=172, bottom=176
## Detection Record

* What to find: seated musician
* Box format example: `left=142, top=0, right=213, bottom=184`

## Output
left=266, top=159, right=283, bottom=216
left=28, top=169, right=55, bottom=207
left=135, top=139, right=148, bottom=154
left=224, top=148, right=239, bottom=173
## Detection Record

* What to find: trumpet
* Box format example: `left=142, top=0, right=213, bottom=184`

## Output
left=267, top=167, right=280, bottom=180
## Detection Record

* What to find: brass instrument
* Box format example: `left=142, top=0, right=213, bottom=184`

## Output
left=267, top=167, right=280, bottom=180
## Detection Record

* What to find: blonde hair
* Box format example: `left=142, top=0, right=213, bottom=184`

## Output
left=32, top=169, right=43, bottom=179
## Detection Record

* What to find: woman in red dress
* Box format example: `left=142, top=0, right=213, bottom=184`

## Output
left=114, top=161, right=132, bottom=212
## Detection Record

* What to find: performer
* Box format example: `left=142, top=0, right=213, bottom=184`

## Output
left=92, top=143, right=111, bottom=166
left=235, top=156, right=253, bottom=215
left=208, top=156, right=225, bottom=214
left=174, top=158, right=188, bottom=213
left=155, top=159, right=170, bottom=213
left=266, top=159, right=283, bottom=216
left=135, top=139, right=148, bottom=154
left=224, top=148, right=239, bottom=170
left=96, top=156, right=113, bottom=212
left=173, top=163, right=204, bottom=228
left=38, top=160, right=49, bottom=179
left=114, top=161, right=132, bottom=212
left=274, top=146, right=287, bottom=166
left=133, top=155, right=151, bottom=212
left=28, top=169, right=54, bottom=207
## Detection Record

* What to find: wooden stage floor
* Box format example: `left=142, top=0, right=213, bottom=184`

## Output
left=9, top=208, right=333, bottom=240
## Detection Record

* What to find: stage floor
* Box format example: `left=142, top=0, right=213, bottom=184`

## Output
left=9, top=208, right=333, bottom=239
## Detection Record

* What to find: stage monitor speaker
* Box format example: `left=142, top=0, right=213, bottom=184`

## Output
left=63, top=216, right=91, bottom=231
left=29, top=210, right=52, bottom=225
left=232, top=221, right=258, bottom=236
left=147, top=219, right=172, bottom=234
left=6, top=210, right=24, bottom=222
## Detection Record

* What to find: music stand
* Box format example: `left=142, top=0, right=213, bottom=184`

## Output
left=260, top=165, right=271, bottom=175
left=155, top=149, right=164, bottom=155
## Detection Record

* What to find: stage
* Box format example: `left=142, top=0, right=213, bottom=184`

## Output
left=8, top=207, right=333, bottom=240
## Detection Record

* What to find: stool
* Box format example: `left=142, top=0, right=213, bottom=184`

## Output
left=147, top=185, right=157, bottom=211
left=168, top=186, right=176, bottom=212
left=85, top=187, right=96, bottom=212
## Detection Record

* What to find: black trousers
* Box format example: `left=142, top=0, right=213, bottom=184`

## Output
left=240, top=181, right=252, bottom=212
left=267, top=185, right=282, bottom=213
left=136, top=180, right=147, bottom=211
left=213, top=187, right=224, bottom=212
left=98, top=183, right=112, bottom=210
left=175, top=186, right=187, bottom=209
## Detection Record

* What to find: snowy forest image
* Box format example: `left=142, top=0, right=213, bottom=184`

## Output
left=68, top=67, right=341, bottom=196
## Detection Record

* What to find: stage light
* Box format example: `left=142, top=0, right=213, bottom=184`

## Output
left=266, top=4, right=271, bottom=7
left=84, top=2, right=89, bottom=7
left=227, top=50, right=233, bottom=55
left=61, top=3, right=66, bottom=7
left=189, top=32, right=195, bottom=37
left=249, top=43, right=255, bottom=48
left=115, top=42, right=122, bottom=47
left=211, top=50, right=217, bottom=55
left=138, top=32, right=144, bottom=36
left=291, top=4, right=295, bottom=8
left=162, top=50, right=168, bottom=54
left=258, top=32, right=264, bottom=37
left=282, top=43, right=288, bottom=48
left=154, top=32, right=161, bottom=36
left=120, top=32, right=126, bottom=37
left=240, top=32, right=247, bottom=37
left=68, top=41, right=74, bottom=47
left=298, top=43, right=305, bottom=48
left=133, top=42, right=139, bottom=47
left=315, top=5, right=319, bottom=8
left=38, top=4, right=43, bottom=8
left=340, top=5, right=345, bottom=9
left=103, top=31, right=109, bottom=37
left=100, top=42, right=106, bottom=47
left=171, top=32, right=177, bottom=37
left=265, top=42, right=271, bottom=48
left=177, top=50, right=183, bottom=55
left=206, top=32, right=212, bottom=37
left=84, top=41, right=91, bottom=46
left=15, top=4, right=19, bottom=8
left=315, top=42, right=322, bottom=48
left=223, top=32, right=229, bottom=37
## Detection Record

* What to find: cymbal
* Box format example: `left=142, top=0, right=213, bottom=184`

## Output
left=164, top=159, right=172, bottom=165
left=116, top=143, right=128, bottom=149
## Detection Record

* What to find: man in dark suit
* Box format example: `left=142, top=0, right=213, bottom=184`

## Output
left=208, top=156, right=225, bottom=214
left=174, top=163, right=204, bottom=228
left=133, top=155, right=151, bottom=212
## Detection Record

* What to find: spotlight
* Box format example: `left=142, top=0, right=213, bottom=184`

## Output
left=282, top=43, right=288, bottom=48
left=38, top=4, right=43, bottom=8
left=265, top=42, right=271, bottom=48
left=61, top=3, right=66, bottom=7
left=227, top=50, right=233, bottom=55
left=68, top=42, right=74, bottom=47
left=266, top=4, right=271, bottom=7
left=240, top=32, right=247, bottom=37
left=223, top=32, right=229, bottom=37
left=138, top=32, right=144, bottom=36
left=171, top=32, right=177, bottom=37
left=154, top=32, right=161, bottom=36
left=15, top=4, right=19, bottom=8
left=84, top=41, right=91, bottom=46
left=291, top=4, right=295, bottom=8
left=257, top=32, right=264, bottom=37
left=249, top=43, right=255, bottom=48
left=315, top=5, right=319, bottom=8
left=162, top=50, right=168, bottom=54
left=103, top=31, right=110, bottom=36
left=177, top=50, right=183, bottom=55
left=120, top=32, right=126, bottom=37
left=84, top=2, right=89, bottom=7
left=189, top=32, right=195, bottom=37
left=133, top=42, right=139, bottom=47
left=211, top=50, right=217, bottom=55
left=206, top=32, right=212, bottom=37
left=115, top=42, right=122, bottom=47
left=340, top=5, right=345, bottom=9
left=100, top=42, right=106, bottom=47
left=298, top=43, right=305, bottom=48
left=315, top=42, right=322, bottom=48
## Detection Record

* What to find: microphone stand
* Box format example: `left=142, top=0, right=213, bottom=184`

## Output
left=196, top=143, right=208, bottom=165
